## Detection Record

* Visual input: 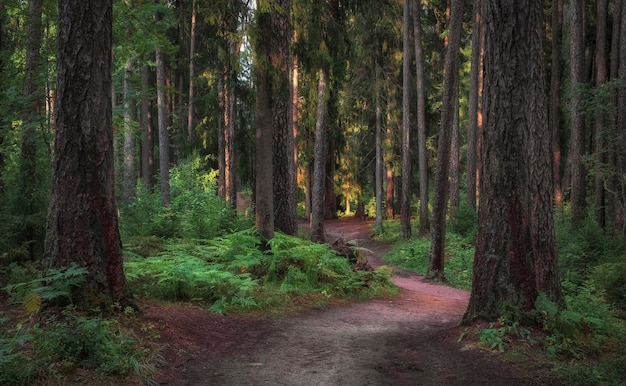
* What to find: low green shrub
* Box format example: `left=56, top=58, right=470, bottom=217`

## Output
left=124, top=229, right=396, bottom=314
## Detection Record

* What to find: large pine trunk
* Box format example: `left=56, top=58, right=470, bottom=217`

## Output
left=254, top=8, right=274, bottom=241
left=45, top=0, right=131, bottom=307
left=272, top=0, right=297, bottom=235
left=463, top=0, right=562, bottom=323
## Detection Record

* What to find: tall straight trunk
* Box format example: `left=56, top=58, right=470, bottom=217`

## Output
left=19, top=0, right=43, bottom=259
left=375, top=66, right=384, bottom=234
left=429, top=0, right=463, bottom=279
left=569, top=0, right=586, bottom=227
left=466, top=0, right=482, bottom=210
left=449, top=81, right=460, bottom=212
left=254, top=9, right=274, bottom=240
left=225, top=68, right=237, bottom=209
left=464, top=0, right=562, bottom=324
left=608, top=0, right=622, bottom=234
left=594, top=0, right=608, bottom=229
left=187, top=0, right=196, bottom=141
left=123, top=60, right=137, bottom=202
left=272, top=0, right=297, bottom=235
left=217, top=75, right=226, bottom=198
left=310, top=69, right=328, bottom=243
left=399, top=0, right=412, bottom=239
left=324, top=89, right=338, bottom=220
left=140, top=64, right=155, bottom=189
left=155, top=42, right=170, bottom=207
left=413, top=0, right=430, bottom=235
left=46, top=0, right=131, bottom=307
left=618, top=0, right=626, bottom=236
left=550, top=0, right=563, bottom=209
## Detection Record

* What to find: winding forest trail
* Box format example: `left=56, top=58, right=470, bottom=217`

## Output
left=149, top=218, right=555, bottom=385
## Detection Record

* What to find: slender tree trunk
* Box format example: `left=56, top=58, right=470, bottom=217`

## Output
left=569, top=0, right=586, bottom=227
left=463, top=0, right=562, bottom=324
left=618, top=0, right=626, bottom=236
left=608, top=0, right=623, bottom=234
left=46, top=0, right=131, bottom=307
left=272, top=0, right=297, bottom=235
left=399, top=0, right=412, bottom=239
left=449, top=81, right=460, bottom=212
left=310, top=69, right=328, bottom=242
left=466, top=0, right=482, bottom=210
left=140, top=64, right=155, bottom=189
left=429, top=0, right=463, bottom=279
left=593, top=0, right=608, bottom=229
left=375, top=66, right=384, bottom=234
left=123, top=60, right=137, bottom=202
left=155, top=42, right=170, bottom=207
left=550, top=0, right=563, bottom=209
left=324, top=89, right=338, bottom=220
left=217, top=75, right=226, bottom=198
left=19, top=0, right=43, bottom=259
left=187, top=0, right=196, bottom=141
left=225, top=64, right=237, bottom=209
left=254, top=8, right=274, bottom=240
left=413, top=0, right=430, bottom=236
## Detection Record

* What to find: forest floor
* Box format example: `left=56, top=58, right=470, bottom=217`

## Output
left=148, top=217, right=561, bottom=386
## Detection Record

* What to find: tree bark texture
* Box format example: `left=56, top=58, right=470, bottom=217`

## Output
left=254, top=8, right=274, bottom=241
left=375, top=66, right=384, bottom=233
left=187, top=0, right=196, bottom=141
left=412, top=0, right=430, bottom=236
left=140, top=64, right=155, bottom=189
left=155, top=31, right=171, bottom=207
left=594, top=0, right=608, bottom=229
left=272, top=0, right=297, bottom=235
left=123, top=60, right=137, bottom=202
left=310, top=69, right=328, bottom=243
left=399, top=0, right=412, bottom=240
left=463, top=0, right=563, bottom=323
left=45, top=0, right=130, bottom=306
left=428, top=0, right=463, bottom=278
left=569, top=0, right=586, bottom=227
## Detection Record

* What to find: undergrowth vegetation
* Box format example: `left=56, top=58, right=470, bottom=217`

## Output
left=381, top=204, right=626, bottom=385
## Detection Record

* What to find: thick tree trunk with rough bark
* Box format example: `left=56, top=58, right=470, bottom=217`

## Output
left=310, top=69, right=328, bottom=242
left=45, top=0, right=131, bottom=307
left=399, top=0, right=412, bottom=239
left=428, top=0, right=463, bottom=279
left=254, top=9, right=274, bottom=241
left=272, top=0, right=297, bottom=235
left=463, top=0, right=562, bottom=324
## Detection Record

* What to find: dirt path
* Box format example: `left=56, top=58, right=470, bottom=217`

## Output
left=149, top=218, right=553, bottom=385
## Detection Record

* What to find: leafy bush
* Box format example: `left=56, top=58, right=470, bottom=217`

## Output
left=119, top=156, right=251, bottom=240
